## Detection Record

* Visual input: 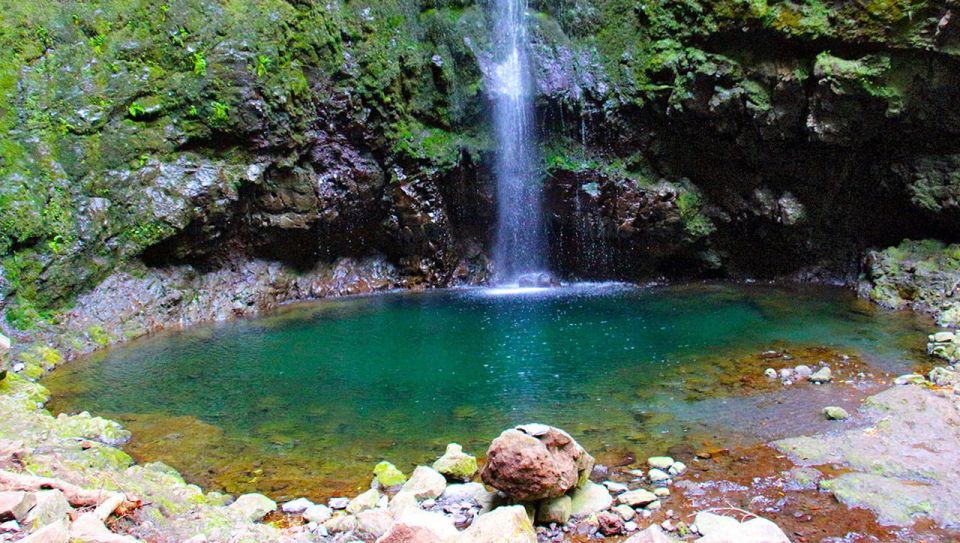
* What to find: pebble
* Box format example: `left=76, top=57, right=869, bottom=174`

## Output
left=328, top=497, right=350, bottom=510
left=281, top=498, right=314, bottom=514
left=764, top=368, right=777, bottom=378
left=647, top=457, right=674, bottom=470
left=808, top=367, right=833, bottom=383
left=794, top=365, right=812, bottom=378
left=602, top=481, right=629, bottom=494
left=624, top=521, right=638, bottom=532
left=653, top=487, right=670, bottom=497
left=648, top=468, right=671, bottom=483
left=823, top=406, right=850, bottom=420
left=668, top=462, right=686, bottom=476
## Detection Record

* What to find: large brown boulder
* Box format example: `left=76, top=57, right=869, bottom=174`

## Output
left=480, top=424, right=595, bottom=501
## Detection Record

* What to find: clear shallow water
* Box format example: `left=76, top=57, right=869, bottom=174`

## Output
left=44, top=283, right=929, bottom=500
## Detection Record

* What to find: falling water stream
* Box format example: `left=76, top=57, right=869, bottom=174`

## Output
left=491, top=0, right=545, bottom=281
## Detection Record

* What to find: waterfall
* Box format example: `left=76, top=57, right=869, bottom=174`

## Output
left=491, top=0, right=546, bottom=283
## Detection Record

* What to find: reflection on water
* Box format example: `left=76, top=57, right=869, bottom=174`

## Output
left=44, top=283, right=929, bottom=500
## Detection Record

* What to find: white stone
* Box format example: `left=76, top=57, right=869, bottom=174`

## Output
left=282, top=497, right=314, bottom=514
left=647, top=456, right=674, bottom=470
left=648, top=468, right=671, bottom=482
left=0, top=520, right=19, bottom=533
left=347, top=488, right=381, bottom=514
left=400, top=466, right=447, bottom=500
left=603, top=481, right=629, bottom=494
left=653, top=487, right=670, bottom=497
left=450, top=505, right=535, bottom=543
left=570, top=481, right=613, bottom=516
left=618, top=489, right=657, bottom=507
left=934, top=331, right=955, bottom=343
left=668, top=462, right=687, bottom=475
left=228, top=493, right=276, bottom=521
left=624, top=524, right=673, bottom=543
left=329, top=497, right=350, bottom=510
left=695, top=514, right=790, bottom=543
left=396, top=508, right=458, bottom=540
left=613, top=504, right=636, bottom=521
left=794, top=365, right=812, bottom=378
left=356, top=509, right=394, bottom=538
left=441, top=482, right=491, bottom=503
left=303, top=504, right=333, bottom=524
left=694, top=511, right=741, bottom=535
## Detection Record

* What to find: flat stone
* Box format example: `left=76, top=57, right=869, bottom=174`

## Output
left=24, top=490, right=71, bottom=530
left=347, top=488, right=381, bottom=514
left=647, top=456, right=674, bottom=470
left=570, top=481, right=612, bottom=516
left=440, top=482, right=490, bottom=503
left=303, top=504, right=332, bottom=524
left=401, top=466, right=446, bottom=500
left=281, top=497, right=314, bottom=514
left=668, top=462, right=686, bottom=475
left=0, top=491, right=34, bottom=522
left=450, top=505, right=536, bottom=543
left=602, top=481, right=629, bottom=494
left=653, top=487, right=670, bottom=497
left=228, top=493, right=276, bottom=521
left=619, top=489, right=658, bottom=508
left=823, top=406, right=850, bottom=420
left=328, top=497, right=350, bottom=510
left=894, top=373, right=926, bottom=385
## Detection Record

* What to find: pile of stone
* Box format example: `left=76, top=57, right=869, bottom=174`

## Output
left=928, top=330, right=960, bottom=363
left=764, top=363, right=832, bottom=385
left=267, top=423, right=790, bottom=543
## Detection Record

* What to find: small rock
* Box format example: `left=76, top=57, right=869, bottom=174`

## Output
left=613, top=503, right=636, bottom=521
left=647, top=456, right=674, bottom=470
left=648, top=468, right=670, bottom=483
left=450, top=505, right=535, bottom=543
left=602, top=481, right=629, bottom=494
left=387, top=491, right=420, bottom=518
left=374, top=462, right=407, bottom=488
left=329, top=497, right=350, bottom=510
left=794, top=365, right=812, bottom=378
left=653, top=487, right=670, bottom=497
left=282, top=497, right=314, bottom=514
left=24, top=490, right=70, bottom=530
left=19, top=520, right=68, bottom=543
left=624, top=520, right=639, bottom=532
left=624, top=524, right=673, bottom=543
left=597, top=511, right=625, bottom=536
left=570, top=481, right=613, bottom=516
left=432, top=443, right=478, bottom=482
left=646, top=499, right=662, bottom=510
left=229, top=493, right=277, bottom=521
left=536, top=495, right=572, bottom=525
left=377, top=523, right=443, bottom=543
left=619, top=489, right=658, bottom=507
left=356, top=509, right=394, bottom=538
left=347, top=488, right=381, bottom=514
left=668, top=462, right=686, bottom=476
left=930, top=366, right=959, bottom=386
left=894, top=373, right=926, bottom=386
left=401, top=466, right=447, bottom=500
left=933, top=331, right=955, bottom=343
left=0, top=520, right=18, bottom=533
left=778, top=368, right=793, bottom=379
left=324, top=513, right=358, bottom=534
left=0, top=491, right=34, bottom=522
left=808, top=367, right=833, bottom=383
left=822, top=406, right=850, bottom=420
left=303, top=504, right=333, bottom=524
left=763, top=368, right=777, bottom=378
left=396, top=508, right=459, bottom=541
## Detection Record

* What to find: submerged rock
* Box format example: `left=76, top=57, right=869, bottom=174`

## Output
left=481, top=424, right=594, bottom=501
left=432, top=443, right=478, bottom=482
left=823, top=406, right=850, bottom=420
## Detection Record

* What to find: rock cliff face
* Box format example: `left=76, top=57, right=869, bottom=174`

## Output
left=1, top=0, right=959, bottom=330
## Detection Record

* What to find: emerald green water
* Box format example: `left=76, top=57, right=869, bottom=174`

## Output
left=44, top=283, right=928, bottom=500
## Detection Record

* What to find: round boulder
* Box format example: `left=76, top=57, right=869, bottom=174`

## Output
left=480, top=424, right=595, bottom=502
